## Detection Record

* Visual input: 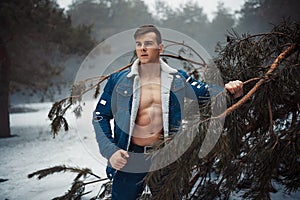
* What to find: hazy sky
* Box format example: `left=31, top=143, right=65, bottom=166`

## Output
left=56, top=0, right=245, bottom=21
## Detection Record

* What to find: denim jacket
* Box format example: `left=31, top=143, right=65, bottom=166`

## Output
left=92, top=58, right=210, bottom=178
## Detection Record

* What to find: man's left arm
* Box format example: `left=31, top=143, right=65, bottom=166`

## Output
left=179, top=70, right=243, bottom=101
left=180, top=71, right=233, bottom=103
left=178, top=70, right=210, bottom=103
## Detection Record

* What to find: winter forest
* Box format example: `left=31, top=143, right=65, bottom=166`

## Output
left=1, top=0, right=300, bottom=199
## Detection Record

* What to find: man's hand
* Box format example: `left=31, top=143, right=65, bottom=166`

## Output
left=109, top=149, right=129, bottom=170
left=225, top=80, right=243, bottom=99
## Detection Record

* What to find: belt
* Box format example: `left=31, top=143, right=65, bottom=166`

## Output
left=129, top=143, right=154, bottom=154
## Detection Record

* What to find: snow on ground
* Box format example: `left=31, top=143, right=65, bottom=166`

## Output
left=0, top=102, right=108, bottom=200
left=1, top=102, right=299, bottom=199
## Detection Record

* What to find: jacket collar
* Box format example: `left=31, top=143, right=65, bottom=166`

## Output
left=127, top=58, right=177, bottom=78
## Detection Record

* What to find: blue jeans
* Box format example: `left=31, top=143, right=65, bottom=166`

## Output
left=112, top=170, right=147, bottom=200
left=111, top=143, right=151, bottom=200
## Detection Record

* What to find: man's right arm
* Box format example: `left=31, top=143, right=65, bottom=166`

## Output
left=92, top=76, right=119, bottom=160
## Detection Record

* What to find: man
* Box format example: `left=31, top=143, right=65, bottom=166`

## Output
left=92, top=25, right=243, bottom=199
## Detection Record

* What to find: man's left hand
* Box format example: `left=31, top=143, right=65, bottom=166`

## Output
left=225, top=80, right=243, bottom=99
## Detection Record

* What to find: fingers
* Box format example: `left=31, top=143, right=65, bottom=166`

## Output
left=109, top=150, right=129, bottom=170
left=225, top=80, right=242, bottom=92
left=225, top=80, right=243, bottom=87
left=225, top=80, right=243, bottom=98
left=120, top=149, right=130, bottom=158
left=113, top=161, right=126, bottom=170
left=225, top=80, right=242, bottom=91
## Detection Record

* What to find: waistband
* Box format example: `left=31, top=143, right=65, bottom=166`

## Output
left=129, top=143, right=154, bottom=154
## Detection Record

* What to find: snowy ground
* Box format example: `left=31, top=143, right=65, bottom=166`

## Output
left=1, top=102, right=299, bottom=199
left=0, top=102, right=108, bottom=200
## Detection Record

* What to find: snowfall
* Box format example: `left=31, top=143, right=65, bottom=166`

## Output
left=1, top=102, right=299, bottom=199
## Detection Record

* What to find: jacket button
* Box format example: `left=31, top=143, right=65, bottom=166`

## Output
left=124, top=90, right=128, bottom=94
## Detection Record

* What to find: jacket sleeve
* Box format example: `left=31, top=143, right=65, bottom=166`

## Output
left=92, top=75, right=119, bottom=160
left=178, top=70, right=223, bottom=103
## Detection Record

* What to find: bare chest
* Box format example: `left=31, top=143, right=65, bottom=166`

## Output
left=139, top=78, right=161, bottom=108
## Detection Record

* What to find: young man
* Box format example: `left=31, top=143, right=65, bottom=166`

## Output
left=92, top=25, right=243, bottom=199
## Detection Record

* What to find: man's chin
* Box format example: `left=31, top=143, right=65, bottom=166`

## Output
left=139, top=59, right=160, bottom=65
left=139, top=58, right=149, bottom=64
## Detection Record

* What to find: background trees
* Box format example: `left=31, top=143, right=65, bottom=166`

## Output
left=2, top=0, right=300, bottom=198
left=237, top=0, right=300, bottom=33
left=0, top=0, right=95, bottom=137
left=68, top=0, right=153, bottom=41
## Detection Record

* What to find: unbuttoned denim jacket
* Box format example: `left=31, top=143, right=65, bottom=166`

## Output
left=92, top=58, right=210, bottom=179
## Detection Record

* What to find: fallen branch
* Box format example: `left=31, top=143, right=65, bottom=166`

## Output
left=215, top=43, right=298, bottom=119
left=28, top=165, right=110, bottom=200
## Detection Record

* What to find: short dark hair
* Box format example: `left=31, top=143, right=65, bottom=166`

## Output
left=134, top=24, right=162, bottom=44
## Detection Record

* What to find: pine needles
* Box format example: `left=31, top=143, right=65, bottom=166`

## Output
left=28, top=165, right=110, bottom=200
left=144, top=20, right=300, bottom=199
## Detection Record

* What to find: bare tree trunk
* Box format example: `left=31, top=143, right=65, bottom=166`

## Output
left=0, top=39, right=11, bottom=138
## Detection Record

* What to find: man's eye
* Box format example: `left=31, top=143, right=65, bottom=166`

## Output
left=145, top=42, right=153, bottom=46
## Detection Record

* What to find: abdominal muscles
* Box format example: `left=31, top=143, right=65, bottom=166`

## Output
left=131, top=83, right=163, bottom=146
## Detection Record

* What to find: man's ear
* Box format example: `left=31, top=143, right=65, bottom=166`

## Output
left=159, top=43, right=164, bottom=53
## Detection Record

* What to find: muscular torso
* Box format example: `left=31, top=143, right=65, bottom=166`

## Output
left=131, top=77, right=163, bottom=146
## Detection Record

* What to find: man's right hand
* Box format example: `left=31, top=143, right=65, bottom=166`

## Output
left=109, top=149, right=130, bottom=170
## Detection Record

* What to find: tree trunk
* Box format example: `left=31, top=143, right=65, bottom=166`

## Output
left=0, top=39, right=11, bottom=138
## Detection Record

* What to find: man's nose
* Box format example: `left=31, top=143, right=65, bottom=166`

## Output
left=141, top=44, right=147, bottom=50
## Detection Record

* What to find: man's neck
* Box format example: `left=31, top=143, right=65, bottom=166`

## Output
left=139, top=62, right=161, bottom=79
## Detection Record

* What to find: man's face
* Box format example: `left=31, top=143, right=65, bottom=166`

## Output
left=135, top=32, right=163, bottom=64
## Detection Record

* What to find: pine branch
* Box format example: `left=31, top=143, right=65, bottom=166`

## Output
left=215, top=43, right=298, bottom=119
left=52, top=181, right=85, bottom=200
left=161, top=53, right=206, bottom=67
left=48, top=61, right=133, bottom=136
left=28, top=165, right=110, bottom=200
left=185, top=42, right=297, bottom=135
left=145, top=22, right=300, bottom=199
left=163, top=39, right=208, bottom=67
left=267, top=97, right=275, bottom=136
left=27, top=165, right=93, bottom=180
left=238, top=31, right=294, bottom=42
left=157, top=44, right=298, bottom=133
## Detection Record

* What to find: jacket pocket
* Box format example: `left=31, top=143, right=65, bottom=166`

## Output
left=115, top=84, right=133, bottom=111
left=116, top=83, right=133, bottom=97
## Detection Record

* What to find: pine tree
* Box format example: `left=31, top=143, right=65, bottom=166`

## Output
left=145, top=20, right=300, bottom=200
